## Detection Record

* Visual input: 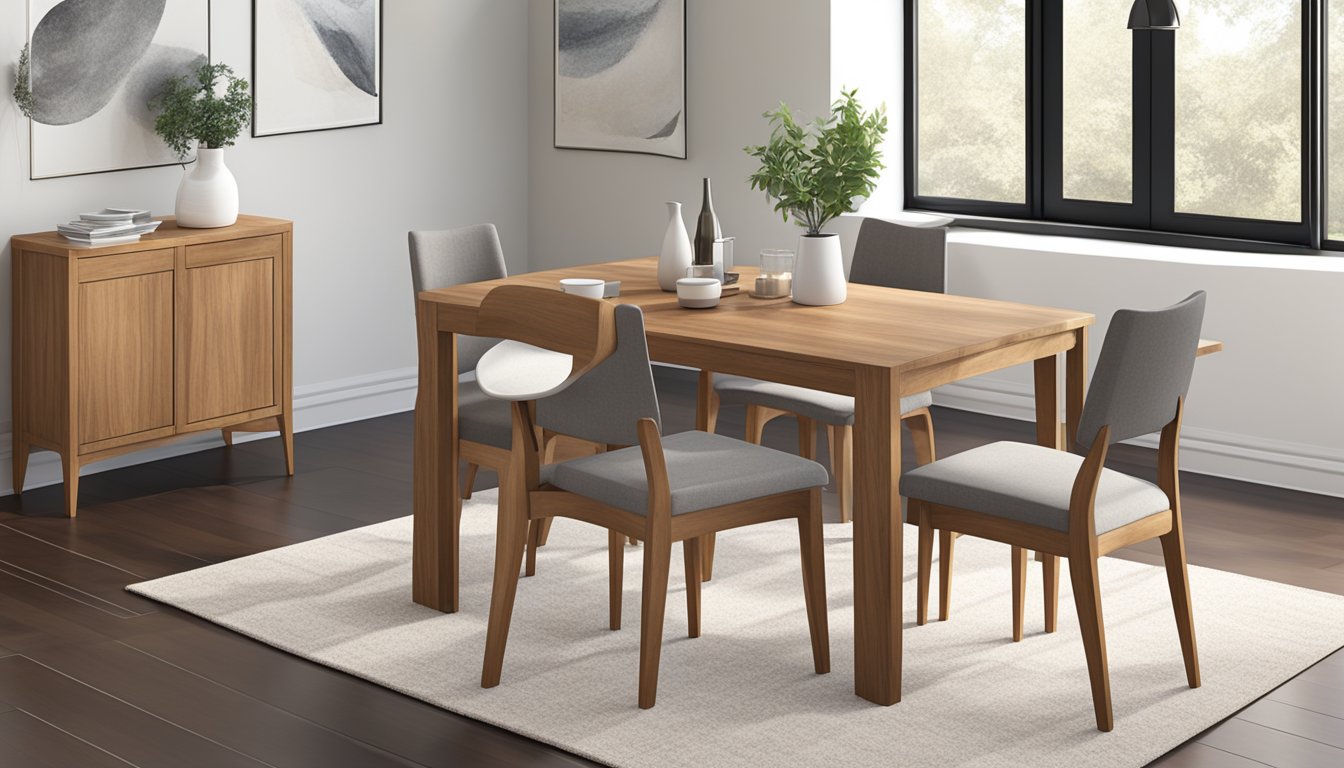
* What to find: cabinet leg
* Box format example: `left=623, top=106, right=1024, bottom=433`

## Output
left=221, top=429, right=234, bottom=447
left=12, top=438, right=29, bottom=494
left=61, top=454, right=79, bottom=519
left=278, top=414, right=295, bottom=476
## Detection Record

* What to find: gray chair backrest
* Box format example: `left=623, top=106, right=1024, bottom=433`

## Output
left=1076, top=291, right=1207, bottom=451
left=847, top=217, right=947, bottom=294
left=536, top=304, right=662, bottom=448
left=408, top=224, right=507, bottom=374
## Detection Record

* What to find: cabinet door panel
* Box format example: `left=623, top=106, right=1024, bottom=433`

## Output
left=78, top=272, right=175, bottom=445
left=184, top=258, right=275, bottom=424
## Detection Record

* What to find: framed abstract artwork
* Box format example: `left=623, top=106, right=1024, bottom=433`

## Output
left=554, top=0, right=686, bottom=159
left=25, top=0, right=210, bottom=180
left=252, top=0, right=383, bottom=137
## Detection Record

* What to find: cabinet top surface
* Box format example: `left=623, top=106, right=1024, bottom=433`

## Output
left=10, top=215, right=292, bottom=257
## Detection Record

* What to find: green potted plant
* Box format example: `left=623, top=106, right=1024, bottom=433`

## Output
left=149, top=62, right=252, bottom=228
left=746, top=88, right=887, bottom=305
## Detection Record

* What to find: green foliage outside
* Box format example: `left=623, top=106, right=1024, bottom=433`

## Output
left=150, top=62, right=252, bottom=159
left=746, top=88, right=888, bottom=235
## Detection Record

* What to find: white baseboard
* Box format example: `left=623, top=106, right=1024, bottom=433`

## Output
left=0, top=366, right=419, bottom=497
left=6, top=367, right=1338, bottom=501
left=935, top=379, right=1344, bottom=499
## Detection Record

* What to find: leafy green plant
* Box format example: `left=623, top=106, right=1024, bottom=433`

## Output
left=150, top=62, right=252, bottom=159
left=13, top=44, right=34, bottom=119
left=746, top=88, right=888, bottom=235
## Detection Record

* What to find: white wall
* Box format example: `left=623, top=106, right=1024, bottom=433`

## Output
left=527, top=0, right=832, bottom=272
left=0, top=0, right=530, bottom=492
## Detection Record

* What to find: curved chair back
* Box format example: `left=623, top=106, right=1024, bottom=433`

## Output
left=536, top=304, right=662, bottom=448
left=847, top=217, right=947, bottom=294
left=408, top=224, right=507, bottom=373
left=1076, top=291, right=1207, bottom=450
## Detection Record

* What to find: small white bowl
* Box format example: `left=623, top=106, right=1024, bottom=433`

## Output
left=676, top=277, right=721, bottom=309
left=559, top=277, right=605, bottom=299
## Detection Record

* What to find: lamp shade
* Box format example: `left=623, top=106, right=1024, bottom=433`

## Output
left=1128, top=0, right=1180, bottom=29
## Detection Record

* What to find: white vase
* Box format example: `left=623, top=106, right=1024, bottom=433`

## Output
left=658, top=201, right=694, bottom=291
left=175, top=147, right=239, bottom=228
left=792, top=233, right=847, bottom=306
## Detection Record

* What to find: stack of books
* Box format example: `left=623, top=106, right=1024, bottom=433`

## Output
left=58, top=209, right=162, bottom=246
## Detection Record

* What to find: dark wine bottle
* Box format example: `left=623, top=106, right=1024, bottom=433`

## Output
left=692, top=177, right=721, bottom=266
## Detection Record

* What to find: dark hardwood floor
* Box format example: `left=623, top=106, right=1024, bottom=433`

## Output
left=0, top=368, right=1339, bottom=767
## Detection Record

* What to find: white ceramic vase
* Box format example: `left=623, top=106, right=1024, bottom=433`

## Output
left=658, top=201, right=694, bottom=291
left=792, top=233, right=847, bottom=306
left=175, top=147, right=239, bottom=228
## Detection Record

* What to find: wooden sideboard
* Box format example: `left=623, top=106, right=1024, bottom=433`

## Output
left=10, top=215, right=294, bottom=517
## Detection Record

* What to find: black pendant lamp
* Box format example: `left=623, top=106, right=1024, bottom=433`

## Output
left=1127, top=0, right=1180, bottom=30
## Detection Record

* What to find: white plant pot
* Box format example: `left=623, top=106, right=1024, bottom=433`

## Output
left=175, top=147, right=239, bottom=228
left=792, top=233, right=847, bottom=306
left=658, top=201, right=693, bottom=291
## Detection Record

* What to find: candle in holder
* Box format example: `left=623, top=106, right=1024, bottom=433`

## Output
left=754, top=249, right=795, bottom=298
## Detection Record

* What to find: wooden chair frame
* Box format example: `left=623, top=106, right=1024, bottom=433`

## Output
left=481, top=403, right=830, bottom=709
left=911, top=399, right=1200, bottom=732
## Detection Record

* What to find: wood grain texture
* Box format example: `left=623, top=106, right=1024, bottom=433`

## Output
left=77, top=272, right=174, bottom=445
left=10, top=219, right=293, bottom=517
left=184, top=258, right=275, bottom=423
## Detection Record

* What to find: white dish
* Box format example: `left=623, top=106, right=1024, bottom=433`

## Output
left=676, top=277, right=721, bottom=309
left=559, top=277, right=604, bottom=299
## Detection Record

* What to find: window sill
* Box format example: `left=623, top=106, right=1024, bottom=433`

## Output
left=846, top=211, right=1344, bottom=272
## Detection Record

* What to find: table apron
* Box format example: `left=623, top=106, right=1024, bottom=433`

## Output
left=899, top=332, right=1078, bottom=395
left=646, top=337, right=856, bottom=396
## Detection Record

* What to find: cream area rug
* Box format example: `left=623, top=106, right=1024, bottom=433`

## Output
left=128, top=489, right=1344, bottom=768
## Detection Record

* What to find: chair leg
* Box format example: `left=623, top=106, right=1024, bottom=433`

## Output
left=1160, top=528, right=1201, bottom=689
left=916, top=501, right=933, bottom=626
left=1012, top=546, right=1028, bottom=642
left=1043, top=554, right=1060, bottom=633
left=830, top=425, right=853, bottom=523
left=938, top=530, right=956, bottom=621
left=1069, top=552, right=1114, bottom=732
left=608, top=529, right=625, bottom=631
left=700, top=534, right=716, bottom=582
left=536, top=517, right=553, bottom=547
left=480, top=485, right=530, bottom=688
left=524, top=518, right=545, bottom=577
left=683, top=538, right=702, bottom=638
left=461, top=462, right=479, bottom=500
left=797, top=490, right=830, bottom=674
left=638, top=529, right=673, bottom=709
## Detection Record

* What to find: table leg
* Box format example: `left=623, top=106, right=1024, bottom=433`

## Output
left=1033, top=354, right=1061, bottom=450
left=697, top=370, right=719, bottom=581
left=853, top=366, right=902, bottom=705
left=1066, top=327, right=1088, bottom=452
left=413, top=301, right=460, bottom=612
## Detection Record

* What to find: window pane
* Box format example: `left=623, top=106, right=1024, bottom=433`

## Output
left=1062, top=0, right=1132, bottom=203
left=1174, top=0, right=1300, bottom=222
left=1330, top=0, right=1344, bottom=239
left=917, top=0, right=1026, bottom=203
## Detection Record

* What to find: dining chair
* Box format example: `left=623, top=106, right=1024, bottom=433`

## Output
left=905, top=292, right=1207, bottom=732
left=473, top=285, right=831, bottom=709
left=712, top=217, right=946, bottom=524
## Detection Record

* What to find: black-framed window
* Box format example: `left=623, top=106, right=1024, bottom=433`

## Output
left=904, top=0, right=1322, bottom=249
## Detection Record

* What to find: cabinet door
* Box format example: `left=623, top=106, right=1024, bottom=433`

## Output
left=183, top=257, right=276, bottom=424
left=78, top=272, right=175, bottom=445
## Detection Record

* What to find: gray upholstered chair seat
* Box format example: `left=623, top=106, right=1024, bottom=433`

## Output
left=543, top=430, right=829, bottom=516
left=458, top=374, right=513, bottom=448
left=900, top=441, right=1171, bottom=534
left=714, top=375, right=933, bottom=425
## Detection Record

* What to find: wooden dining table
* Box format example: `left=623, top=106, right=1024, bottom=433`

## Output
left=413, top=256, right=1095, bottom=706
